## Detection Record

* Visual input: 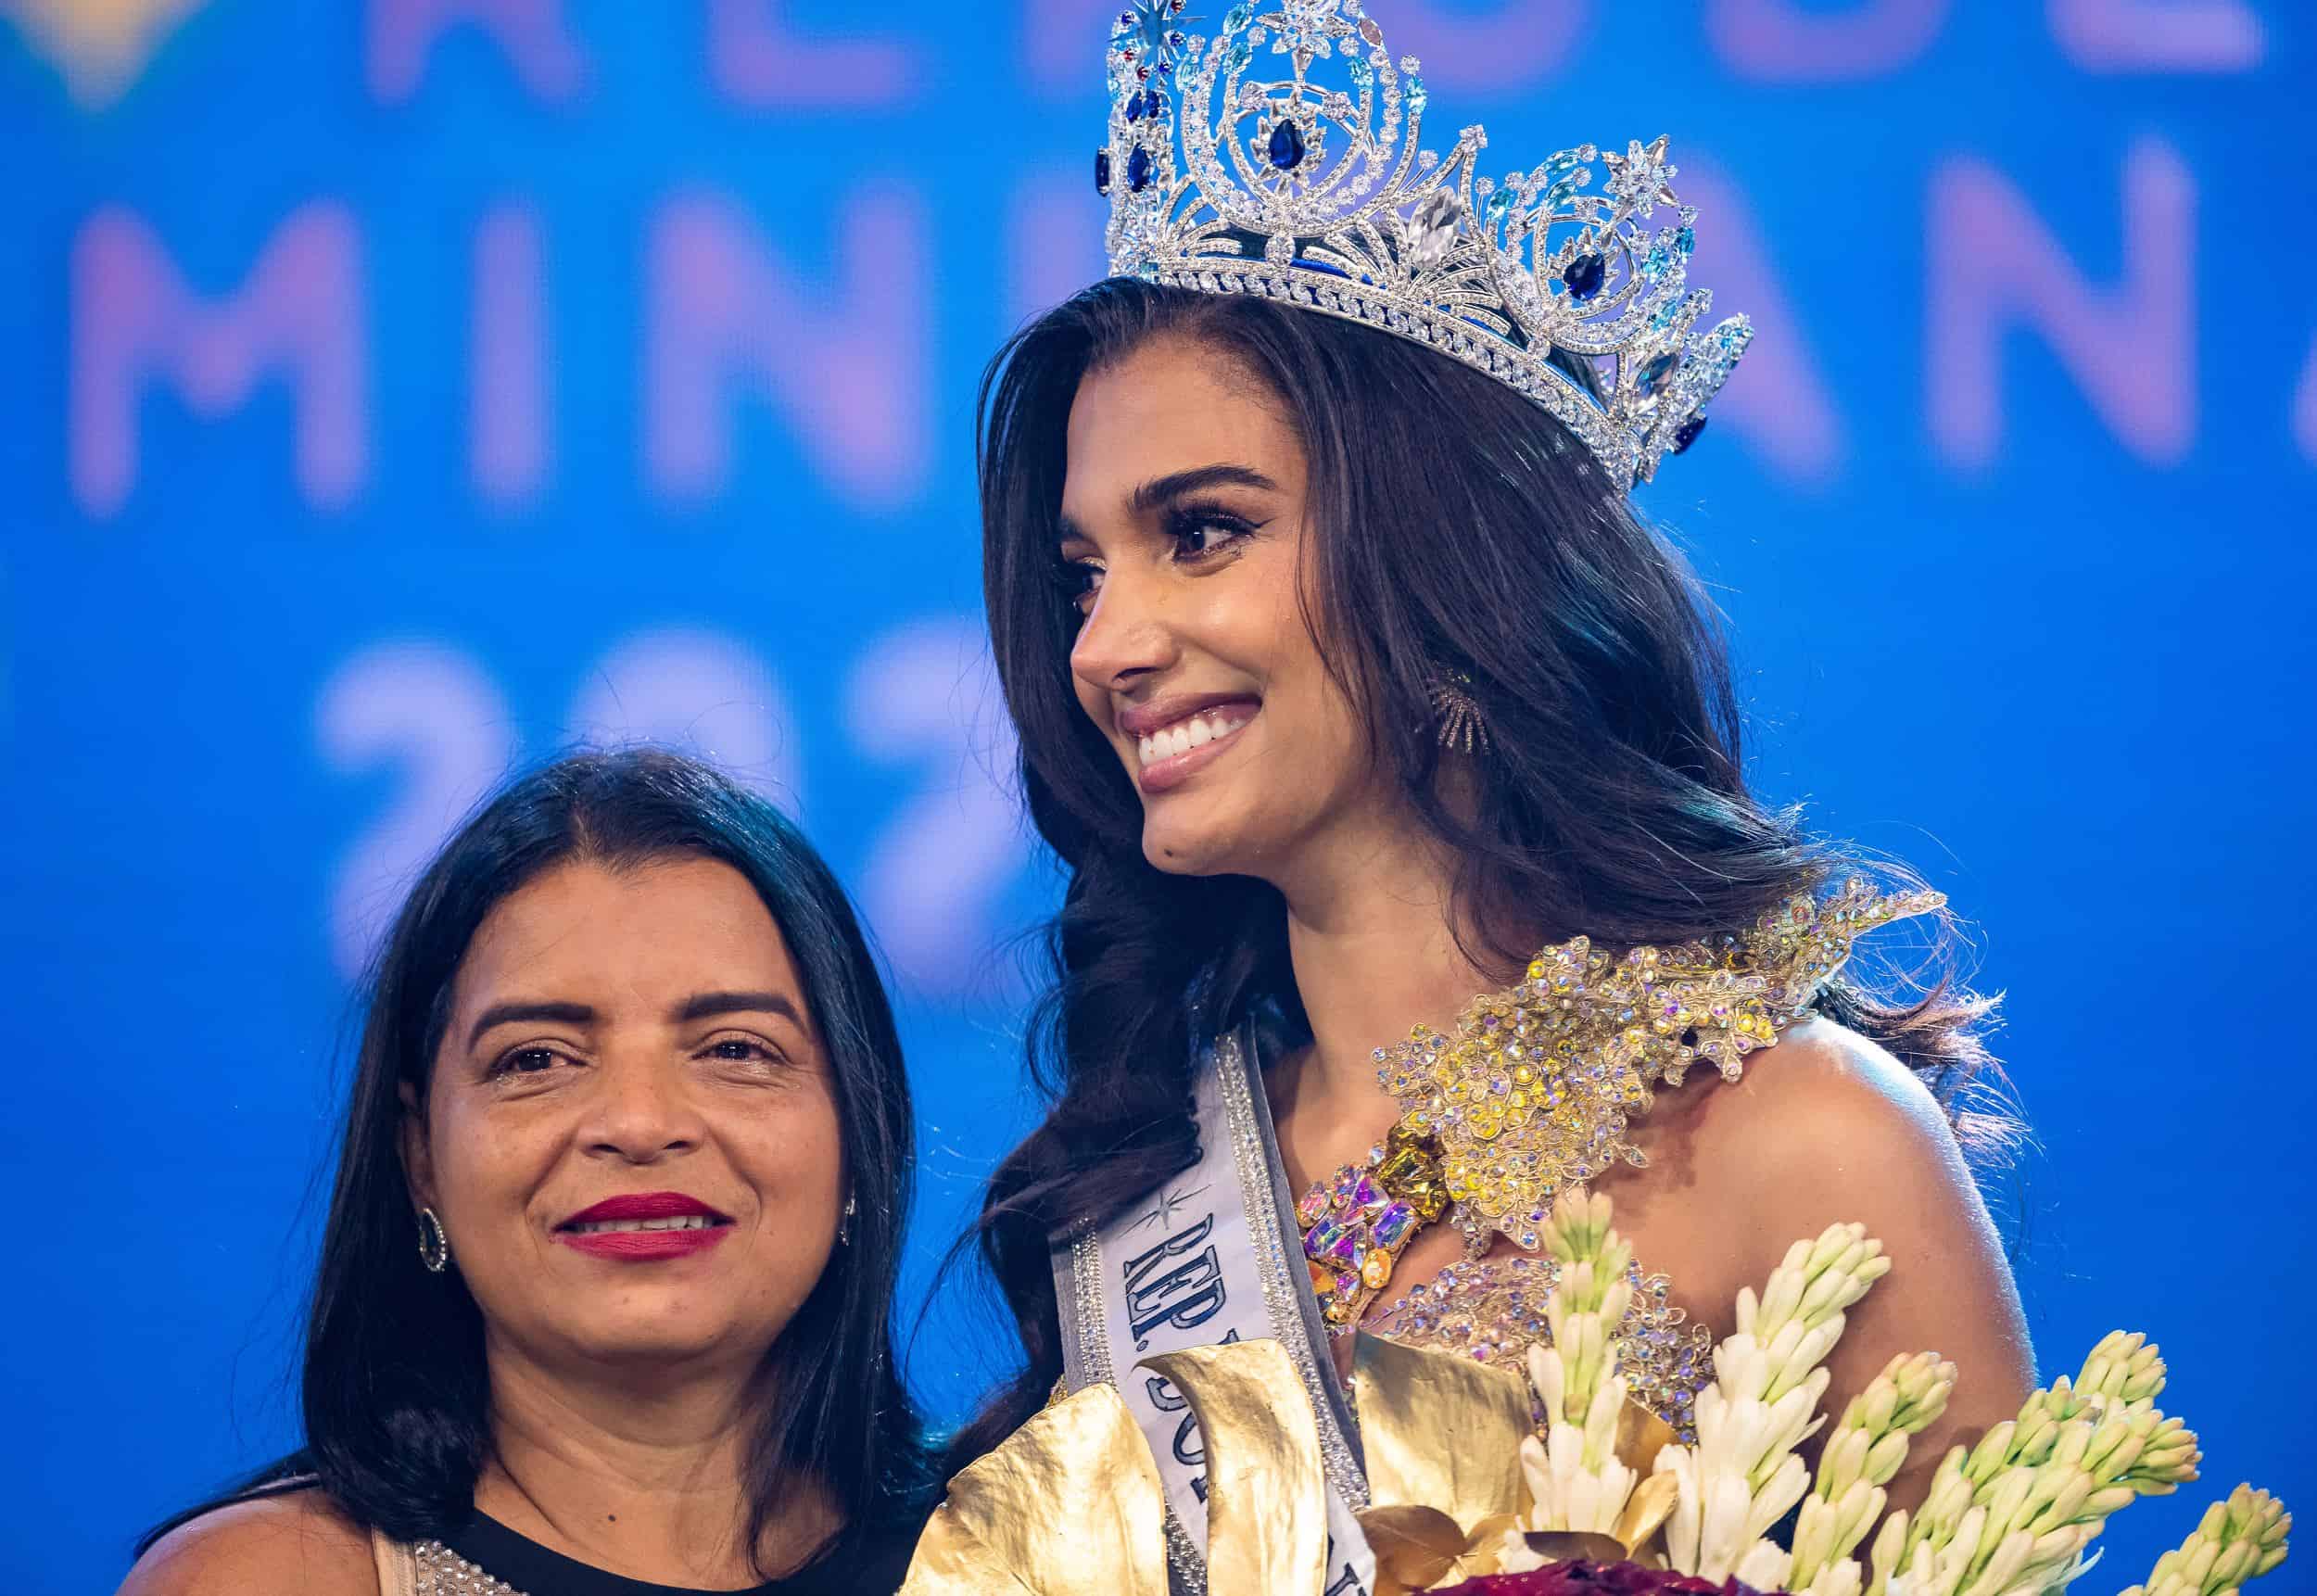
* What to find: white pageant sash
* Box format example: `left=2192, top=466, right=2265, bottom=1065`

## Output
left=1052, top=1025, right=1377, bottom=1596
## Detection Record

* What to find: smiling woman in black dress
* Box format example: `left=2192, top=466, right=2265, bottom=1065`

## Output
left=121, top=750, right=929, bottom=1596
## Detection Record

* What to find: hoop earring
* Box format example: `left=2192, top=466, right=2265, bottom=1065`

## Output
left=1429, top=670, right=1489, bottom=755
left=838, top=1194, right=858, bottom=1247
left=416, top=1207, right=451, bottom=1274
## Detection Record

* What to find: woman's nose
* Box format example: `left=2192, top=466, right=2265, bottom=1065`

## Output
left=582, top=1057, right=706, bottom=1162
left=1070, top=568, right=1178, bottom=694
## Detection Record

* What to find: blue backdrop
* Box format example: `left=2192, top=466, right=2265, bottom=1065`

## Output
left=4, top=4, right=2311, bottom=1592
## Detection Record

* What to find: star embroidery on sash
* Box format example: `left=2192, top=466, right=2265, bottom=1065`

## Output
left=1130, top=1182, right=1211, bottom=1233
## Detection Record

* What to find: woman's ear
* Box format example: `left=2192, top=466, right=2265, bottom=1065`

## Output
left=398, top=1078, right=437, bottom=1210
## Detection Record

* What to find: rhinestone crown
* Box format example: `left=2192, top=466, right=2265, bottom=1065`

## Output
left=1098, top=0, right=1753, bottom=488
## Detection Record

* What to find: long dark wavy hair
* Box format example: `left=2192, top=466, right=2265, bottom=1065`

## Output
left=145, top=748, right=930, bottom=1572
left=952, top=278, right=2007, bottom=1467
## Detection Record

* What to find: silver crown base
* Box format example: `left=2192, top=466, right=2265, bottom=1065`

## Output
left=1150, top=262, right=1648, bottom=488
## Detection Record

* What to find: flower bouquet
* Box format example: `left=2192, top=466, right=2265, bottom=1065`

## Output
left=899, top=1192, right=2288, bottom=1596
left=1456, top=1193, right=2287, bottom=1596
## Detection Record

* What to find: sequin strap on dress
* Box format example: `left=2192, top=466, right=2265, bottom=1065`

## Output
left=370, top=1530, right=420, bottom=1596
left=398, top=1536, right=523, bottom=1595
left=370, top=1530, right=594, bottom=1596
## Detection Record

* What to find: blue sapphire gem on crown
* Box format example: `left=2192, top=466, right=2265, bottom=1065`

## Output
left=1127, top=144, right=1155, bottom=193
left=1671, top=416, right=1707, bottom=454
left=1095, top=149, right=1112, bottom=196
left=1639, top=352, right=1676, bottom=395
left=1563, top=251, right=1607, bottom=301
left=1268, top=118, right=1308, bottom=171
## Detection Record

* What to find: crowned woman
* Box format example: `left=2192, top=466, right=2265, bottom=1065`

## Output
left=948, top=1, right=2032, bottom=1591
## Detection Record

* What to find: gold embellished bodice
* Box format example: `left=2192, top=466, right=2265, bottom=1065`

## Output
left=1334, top=880, right=1943, bottom=1441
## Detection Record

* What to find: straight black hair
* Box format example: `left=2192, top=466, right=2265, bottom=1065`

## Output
left=144, top=747, right=930, bottom=1573
left=950, top=279, right=2008, bottom=1469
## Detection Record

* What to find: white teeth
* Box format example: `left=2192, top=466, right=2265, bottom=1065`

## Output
left=1135, top=710, right=1252, bottom=768
left=568, top=1214, right=720, bottom=1235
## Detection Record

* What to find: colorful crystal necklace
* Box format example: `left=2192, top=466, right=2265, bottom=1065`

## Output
left=1297, top=1121, right=1450, bottom=1332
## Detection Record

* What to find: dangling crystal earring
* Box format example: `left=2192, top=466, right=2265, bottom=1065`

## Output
left=1429, top=670, right=1489, bottom=754
left=838, top=1194, right=857, bottom=1247
left=416, top=1207, right=451, bottom=1273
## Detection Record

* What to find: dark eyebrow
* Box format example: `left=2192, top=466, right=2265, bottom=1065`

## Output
left=1057, top=462, right=1282, bottom=545
left=1129, top=463, right=1279, bottom=515
left=467, top=1001, right=595, bottom=1050
left=673, top=990, right=806, bottom=1028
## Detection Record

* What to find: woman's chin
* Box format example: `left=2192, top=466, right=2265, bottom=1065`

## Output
left=1140, top=810, right=1270, bottom=878
left=548, top=1302, right=749, bottom=1368
left=569, top=1324, right=737, bottom=1369
left=1140, top=815, right=1224, bottom=875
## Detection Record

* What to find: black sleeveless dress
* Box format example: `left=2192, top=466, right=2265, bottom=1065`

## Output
left=410, top=1511, right=918, bottom=1596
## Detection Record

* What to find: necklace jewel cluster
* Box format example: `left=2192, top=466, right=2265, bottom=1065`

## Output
left=1298, top=1121, right=1449, bottom=1327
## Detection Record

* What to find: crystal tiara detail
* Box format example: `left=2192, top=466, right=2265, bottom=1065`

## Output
left=1094, top=0, right=1753, bottom=488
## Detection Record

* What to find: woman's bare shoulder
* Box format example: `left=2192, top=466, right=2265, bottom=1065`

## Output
left=118, top=1489, right=380, bottom=1596
left=1669, top=1015, right=2029, bottom=1356
left=1673, top=1014, right=1988, bottom=1221
left=1623, top=1016, right=2017, bottom=1298
left=1627, top=1014, right=1953, bottom=1187
left=1712, top=1010, right=1947, bottom=1122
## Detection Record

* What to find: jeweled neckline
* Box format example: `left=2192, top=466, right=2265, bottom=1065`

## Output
left=1374, top=880, right=1943, bottom=1254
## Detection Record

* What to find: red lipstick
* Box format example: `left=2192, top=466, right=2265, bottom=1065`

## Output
left=554, top=1192, right=734, bottom=1261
